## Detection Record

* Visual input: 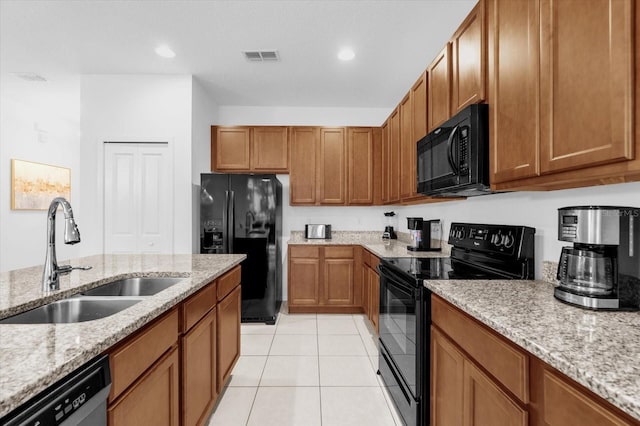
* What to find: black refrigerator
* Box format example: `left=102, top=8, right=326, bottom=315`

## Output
left=200, top=174, right=282, bottom=324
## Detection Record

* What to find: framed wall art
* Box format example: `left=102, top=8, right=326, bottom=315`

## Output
left=11, top=159, right=71, bottom=210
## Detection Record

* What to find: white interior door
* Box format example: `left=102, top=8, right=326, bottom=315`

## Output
left=104, top=142, right=173, bottom=254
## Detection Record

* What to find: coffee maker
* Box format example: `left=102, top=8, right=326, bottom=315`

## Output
left=555, top=206, right=640, bottom=310
left=407, top=217, right=442, bottom=251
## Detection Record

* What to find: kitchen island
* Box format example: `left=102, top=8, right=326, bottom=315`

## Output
left=0, top=253, right=245, bottom=418
left=426, top=278, right=640, bottom=423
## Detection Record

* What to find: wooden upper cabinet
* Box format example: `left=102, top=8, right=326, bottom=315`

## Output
left=381, top=120, right=390, bottom=203
left=488, top=0, right=541, bottom=184
left=212, top=127, right=251, bottom=171
left=347, top=127, right=376, bottom=205
left=451, top=0, right=487, bottom=114
left=318, top=127, right=347, bottom=204
left=289, top=127, right=319, bottom=205
left=399, top=92, right=414, bottom=200
left=428, top=44, right=452, bottom=131
left=387, top=108, right=401, bottom=203
left=412, top=71, right=428, bottom=142
left=211, top=126, right=288, bottom=173
left=251, top=127, right=288, bottom=171
left=539, top=0, right=634, bottom=174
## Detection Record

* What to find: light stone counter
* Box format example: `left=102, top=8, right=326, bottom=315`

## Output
left=288, top=230, right=451, bottom=259
left=425, top=278, right=640, bottom=421
left=0, top=253, right=245, bottom=417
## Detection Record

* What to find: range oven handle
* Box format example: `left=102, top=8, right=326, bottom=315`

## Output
left=447, top=125, right=460, bottom=174
left=377, top=264, right=415, bottom=296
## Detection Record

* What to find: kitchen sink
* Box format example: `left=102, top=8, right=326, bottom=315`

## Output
left=82, top=277, right=184, bottom=297
left=0, top=297, right=142, bottom=324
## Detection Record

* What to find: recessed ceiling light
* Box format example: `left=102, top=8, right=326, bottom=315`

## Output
left=338, top=47, right=355, bottom=61
left=155, top=45, right=176, bottom=58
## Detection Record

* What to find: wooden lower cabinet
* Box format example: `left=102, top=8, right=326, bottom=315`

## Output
left=217, top=285, right=241, bottom=393
left=108, top=347, right=180, bottom=426
left=182, top=308, right=217, bottom=426
left=432, top=295, right=639, bottom=426
left=368, top=267, right=379, bottom=333
left=288, top=245, right=361, bottom=313
left=361, top=249, right=380, bottom=334
left=107, top=267, right=242, bottom=426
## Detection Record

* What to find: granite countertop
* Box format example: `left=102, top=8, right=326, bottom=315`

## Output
left=0, top=253, right=246, bottom=418
left=425, top=278, right=640, bottom=421
left=288, top=230, right=451, bottom=259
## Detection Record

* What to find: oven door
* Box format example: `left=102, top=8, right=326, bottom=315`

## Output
left=378, top=262, right=428, bottom=425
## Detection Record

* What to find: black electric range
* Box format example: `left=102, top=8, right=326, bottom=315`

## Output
left=377, top=222, right=535, bottom=426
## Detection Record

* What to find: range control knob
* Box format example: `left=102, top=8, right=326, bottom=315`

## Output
left=502, top=233, right=515, bottom=248
left=490, top=233, right=501, bottom=246
left=456, top=228, right=465, bottom=239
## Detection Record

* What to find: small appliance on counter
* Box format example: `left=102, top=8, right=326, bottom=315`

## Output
left=407, top=217, right=442, bottom=251
left=555, top=206, right=640, bottom=310
left=382, top=211, right=397, bottom=239
left=305, top=224, right=331, bottom=239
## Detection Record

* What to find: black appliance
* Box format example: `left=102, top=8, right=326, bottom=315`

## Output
left=555, top=206, right=640, bottom=310
left=417, top=104, right=490, bottom=197
left=377, top=222, right=535, bottom=426
left=407, top=218, right=441, bottom=252
left=200, top=174, right=282, bottom=324
left=0, top=355, right=111, bottom=426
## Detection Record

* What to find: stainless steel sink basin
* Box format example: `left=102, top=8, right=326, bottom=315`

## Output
left=0, top=297, right=142, bottom=324
left=82, top=277, right=184, bottom=297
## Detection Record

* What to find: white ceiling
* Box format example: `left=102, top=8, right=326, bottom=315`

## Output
left=0, top=0, right=476, bottom=108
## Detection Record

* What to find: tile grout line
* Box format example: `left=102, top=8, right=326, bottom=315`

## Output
left=316, top=313, right=324, bottom=426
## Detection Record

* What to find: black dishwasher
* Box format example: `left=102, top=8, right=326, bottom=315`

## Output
left=1, top=355, right=111, bottom=426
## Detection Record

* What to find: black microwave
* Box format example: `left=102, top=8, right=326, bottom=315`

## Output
left=417, top=104, right=491, bottom=197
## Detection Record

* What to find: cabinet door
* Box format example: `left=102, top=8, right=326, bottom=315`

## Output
left=399, top=92, right=414, bottom=200
left=347, top=127, right=375, bottom=205
left=288, top=257, right=321, bottom=306
left=289, top=127, right=318, bottom=205
left=323, top=258, right=354, bottom=305
left=251, top=127, right=289, bottom=172
left=431, top=327, right=464, bottom=426
left=362, top=263, right=370, bottom=318
left=428, top=44, right=452, bottom=131
left=463, top=359, right=527, bottom=426
left=182, top=308, right=217, bottom=426
left=369, top=268, right=380, bottom=334
left=539, top=0, right=634, bottom=174
left=412, top=71, right=428, bottom=143
left=217, top=285, right=241, bottom=393
left=212, top=127, right=251, bottom=171
left=451, top=0, right=486, bottom=113
left=488, top=0, right=540, bottom=183
left=318, top=127, right=347, bottom=204
left=108, top=348, right=180, bottom=426
left=381, top=120, right=390, bottom=203
left=388, top=108, right=401, bottom=203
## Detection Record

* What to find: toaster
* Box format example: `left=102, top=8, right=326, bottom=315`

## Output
left=305, top=224, right=332, bottom=239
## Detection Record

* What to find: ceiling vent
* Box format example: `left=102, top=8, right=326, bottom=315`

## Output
left=243, top=50, right=280, bottom=62
left=12, top=72, right=47, bottom=82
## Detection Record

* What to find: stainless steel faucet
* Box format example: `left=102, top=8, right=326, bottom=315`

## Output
left=42, top=197, right=91, bottom=292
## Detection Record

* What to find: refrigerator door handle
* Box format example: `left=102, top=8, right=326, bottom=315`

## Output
left=228, top=190, right=235, bottom=253
left=223, top=190, right=229, bottom=253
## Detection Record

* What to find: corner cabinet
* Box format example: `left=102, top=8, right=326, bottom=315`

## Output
left=288, top=245, right=362, bottom=313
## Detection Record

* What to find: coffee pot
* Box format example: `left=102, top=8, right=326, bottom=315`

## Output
left=555, top=206, right=640, bottom=310
left=407, top=217, right=442, bottom=251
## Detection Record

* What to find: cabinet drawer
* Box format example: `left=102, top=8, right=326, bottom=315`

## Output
left=289, top=245, right=320, bottom=258
left=542, top=369, right=630, bottom=426
left=182, top=281, right=216, bottom=333
left=217, top=266, right=241, bottom=302
left=325, top=246, right=354, bottom=258
left=109, top=309, right=179, bottom=401
left=431, top=295, right=529, bottom=403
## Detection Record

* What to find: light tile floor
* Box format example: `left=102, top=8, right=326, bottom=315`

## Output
left=207, top=308, right=403, bottom=426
